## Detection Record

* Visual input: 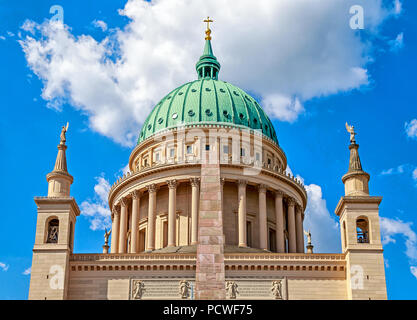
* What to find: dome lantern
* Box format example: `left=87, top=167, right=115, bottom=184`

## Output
left=196, top=17, right=221, bottom=80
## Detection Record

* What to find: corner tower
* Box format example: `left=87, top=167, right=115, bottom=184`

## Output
left=29, top=124, right=80, bottom=300
left=335, top=123, right=387, bottom=300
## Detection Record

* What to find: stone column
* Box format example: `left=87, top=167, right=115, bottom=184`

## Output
left=274, top=191, right=285, bottom=253
left=238, top=180, right=247, bottom=247
left=110, top=207, right=120, bottom=253
left=258, top=184, right=268, bottom=250
left=287, top=198, right=297, bottom=253
left=146, top=184, right=157, bottom=251
left=296, top=204, right=305, bottom=253
left=167, top=180, right=178, bottom=247
left=190, top=178, right=200, bottom=245
left=118, top=198, right=128, bottom=253
left=130, top=190, right=140, bottom=253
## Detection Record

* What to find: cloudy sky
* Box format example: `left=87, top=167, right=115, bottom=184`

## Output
left=0, top=0, right=416, bottom=299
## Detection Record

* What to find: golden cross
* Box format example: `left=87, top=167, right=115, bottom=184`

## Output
left=204, top=16, right=213, bottom=30
left=203, top=16, right=213, bottom=40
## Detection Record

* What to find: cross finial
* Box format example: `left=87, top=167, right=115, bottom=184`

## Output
left=204, top=16, right=214, bottom=40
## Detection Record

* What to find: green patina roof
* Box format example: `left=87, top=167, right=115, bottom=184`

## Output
left=137, top=39, right=279, bottom=145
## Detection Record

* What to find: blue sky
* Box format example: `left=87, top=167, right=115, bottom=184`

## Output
left=0, top=0, right=416, bottom=299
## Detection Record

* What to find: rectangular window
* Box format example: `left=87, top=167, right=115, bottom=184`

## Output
left=269, top=229, right=277, bottom=252
left=268, top=158, right=271, bottom=165
left=223, top=145, right=229, bottom=154
left=155, top=153, right=160, bottom=162
left=241, top=148, right=246, bottom=157
left=256, top=153, right=260, bottom=161
left=169, top=148, right=175, bottom=158
left=186, top=145, right=193, bottom=154
left=205, top=144, right=210, bottom=151
left=246, top=221, right=252, bottom=247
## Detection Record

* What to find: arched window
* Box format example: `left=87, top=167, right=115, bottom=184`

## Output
left=356, top=217, right=369, bottom=243
left=46, top=219, right=59, bottom=243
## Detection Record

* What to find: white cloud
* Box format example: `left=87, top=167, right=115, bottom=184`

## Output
left=413, top=168, right=417, bottom=181
left=380, top=217, right=417, bottom=262
left=302, top=183, right=340, bottom=253
left=411, top=266, right=417, bottom=280
left=405, top=119, right=417, bottom=139
left=92, top=20, right=108, bottom=32
left=19, top=0, right=400, bottom=146
left=0, top=35, right=5, bottom=41
left=0, top=262, right=9, bottom=271
left=120, top=163, right=130, bottom=175
left=20, top=19, right=37, bottom=34
left=394, top=0, right=403, bottom=15
left=80, top=176, right=112, bottom=230
left=263, top=94, right=304, bottom=123
left=380, top=164, right=406, bottom=176
left=389, top=32, right=404, bottom=52
left=22, top=267, right=31, bottom=275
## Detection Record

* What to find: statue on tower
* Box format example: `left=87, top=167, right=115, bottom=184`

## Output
left=345, top=122, right=356, bottom=144
left=304, top=229, right=314, bottom=253
left=60, top=122, right=69, bottom=145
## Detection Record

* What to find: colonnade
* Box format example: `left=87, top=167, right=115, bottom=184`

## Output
left=110, top=178, right=305, bottom=254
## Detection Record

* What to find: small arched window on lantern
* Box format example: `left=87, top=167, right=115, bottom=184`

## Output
left=46, top=218, right=59, bottom=243
left=356, top=217, right=369, bottom=244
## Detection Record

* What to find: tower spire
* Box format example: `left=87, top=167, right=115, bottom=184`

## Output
left=46, top=123, right=74, bottom=197
left=342, top=123, right=370, bottom=196
left=196, top=17, right=221, bottom=80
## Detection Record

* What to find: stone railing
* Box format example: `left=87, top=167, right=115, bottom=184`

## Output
left=224, top=253, right=345, bottom=261
left=70, top=253, right=196, bottom=262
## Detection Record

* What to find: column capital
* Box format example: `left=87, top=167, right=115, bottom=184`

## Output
left=220, top=177, right=225, bottom=186
left=120, top=197, right=128, bottom=208
left=167, top=179, right=178, bottom=189
left=296, top=203, right=303, bottom=213
left=147, top=184, right=158, bottom=193
left=190, top=177, right=200, bottom=188
left=130, top=189, right=141, bottom=199
left=238, top=179, right=248, bottom=187
left=258, top=184, right=267, bottom=193
left=111, top=206, right=120, bottom=219
left=286, top=197, right=296, bottom=206
left=274, top=190, right=285, bottom=198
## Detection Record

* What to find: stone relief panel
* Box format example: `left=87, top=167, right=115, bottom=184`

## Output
left=130, top=279, right=195, bottom=300
left=129, top=278, right=287, bottom=300
left=225, top=278, right=288, bottom=300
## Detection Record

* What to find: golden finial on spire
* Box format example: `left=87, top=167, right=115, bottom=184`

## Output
left=204, top=16, right=213, bottom=40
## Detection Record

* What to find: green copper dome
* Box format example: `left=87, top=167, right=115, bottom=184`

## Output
left=138, top=38, right=279, bottom=145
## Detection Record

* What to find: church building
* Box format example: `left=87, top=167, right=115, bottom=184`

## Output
left=28, top=20, right=387, bottom=300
